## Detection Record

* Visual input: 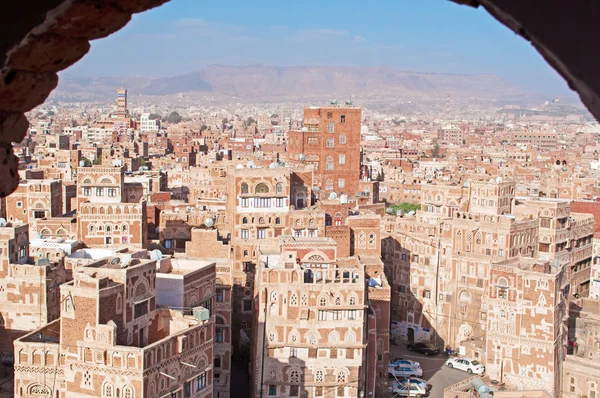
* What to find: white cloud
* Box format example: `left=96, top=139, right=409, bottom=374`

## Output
left=174, top=18, right=243, bottom=33
left=353, top=35, right=367, bottom=43
left=286, top=28, right=350, bottom=42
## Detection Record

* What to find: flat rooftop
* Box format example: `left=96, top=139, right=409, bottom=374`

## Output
left=161, top=258, right=215, bottom=275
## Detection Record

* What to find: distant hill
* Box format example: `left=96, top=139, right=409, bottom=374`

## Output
left=53, top=64, right=530, bottom=102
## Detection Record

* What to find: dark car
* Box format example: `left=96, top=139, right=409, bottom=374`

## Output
left=406, top=343, right=440, bottom=356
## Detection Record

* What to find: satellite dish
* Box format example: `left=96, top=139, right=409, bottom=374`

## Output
left=204, top=217, right=215, bottom=228
left=299, top=153, right=306, bottom=161
left=0, top=218, right=7, bottom=227
left=36, top=233, right=43, bottom=239
left=329, top=192, right=338, bottom=200
left=247, top=161, right=256, bottom=168
left=496, top=176, right=503, bottom=183
left=407, top=210, right=416, bottom=216
left=269, top=162, right=278, bottom=169
left=236, top=164, right=244, bottom=169
left=110, top=257, right=121, bottom=266
left=150, top=249, right=163, bottom=261
left=121, top=254, right=133, bottom=268
left=301, top=127, right=308, bottom=132
left=313, top=186, right=321, bottom=192
left=56, top=237, right=64, bottom=243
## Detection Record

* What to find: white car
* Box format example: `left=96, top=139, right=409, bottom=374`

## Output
left=445, top=357, right=485, bottom=375
left=390, top=381, right=429, bottom=397
left=388, top=364, right=423, bottom=379
left=389, top=358, right=421, bottom=369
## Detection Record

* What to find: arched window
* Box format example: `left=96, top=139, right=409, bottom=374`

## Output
left=242, top=217, right=248, bottom=224
left=102, top=382, right=114, bottom=397
left=122, top=384, right=133, bottom=398
left=259, top=217, right=265, bottom=224
left=275, top=217, right=280, bottom=225
left=240, top=183, right=249, bottom=194
left=276, top=183, right=283, bottom=193
left=325, top=179, right=334, bottom=190
left=315, top=370, right=324, bottom=383
left=329, top=332, right=340, bottom=344
left=337, top=370, right=347, bottom=383
left=290, top=370, right=300, bottom=383
left=83, top=178, right=92, bottom=184
left=346, top=331, right=356, bottom=343
left=255, top=183, right=269, bottom=194
left=497, top=277, right=509, bottom=299
left=326, top=156, right=334, bottom=170
left=243, top=250, right=249, bottom=257
left=368, top=233, right=376, bottom=249
left=459, top=291, right=471, bottom=302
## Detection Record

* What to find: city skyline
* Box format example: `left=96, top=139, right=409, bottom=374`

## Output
left=64, top=0, right=575, bottom=96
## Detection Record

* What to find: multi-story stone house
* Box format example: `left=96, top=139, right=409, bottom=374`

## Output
left=4, top=179, right=63, bottom=235
left=13, top=252, right=215, bottom=398
left=0, top=223, right=71, bottom=356
left=564, top=297, right=600, bottom=398
left=76, top=165, right=147, bottom=249
left=251, top=236, right=372, bottom=398
left=383, top=178, right=592, bottom=394
left=486, top=257, right=569, bottom=394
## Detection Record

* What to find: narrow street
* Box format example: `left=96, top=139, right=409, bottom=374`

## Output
left=388, top=343, right=472, bottom=398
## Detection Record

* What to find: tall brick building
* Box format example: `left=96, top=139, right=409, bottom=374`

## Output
left=287, top=106, right=362, bottom=198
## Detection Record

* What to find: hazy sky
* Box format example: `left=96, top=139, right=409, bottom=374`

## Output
left=66, top=0, right=573, bottom=95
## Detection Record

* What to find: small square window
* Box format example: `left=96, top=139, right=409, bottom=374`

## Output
left=340, top=115, right=346, bottom=124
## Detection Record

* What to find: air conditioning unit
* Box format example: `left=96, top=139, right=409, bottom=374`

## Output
left=192, top=307, right=210, bottom=321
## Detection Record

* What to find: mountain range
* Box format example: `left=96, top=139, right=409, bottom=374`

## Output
left=52, top=65, right=532, bottom=103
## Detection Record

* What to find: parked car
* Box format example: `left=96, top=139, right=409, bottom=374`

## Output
left=406, top=343, right=440, bottom=356
left=389, top=358, right=421, bottom=369
left=397, top=377, right=432, bottom=391
left=390, top=381, right=429, bottom=397
left=445, top=357, right=485, bottom=375
left=388, top=364, right=423, bottom=379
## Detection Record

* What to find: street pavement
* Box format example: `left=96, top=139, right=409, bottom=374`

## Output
left=388, top=343, right=472, bottom=398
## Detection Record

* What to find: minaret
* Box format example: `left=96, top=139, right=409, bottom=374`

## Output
left=116, top=88, right=127, bottom=117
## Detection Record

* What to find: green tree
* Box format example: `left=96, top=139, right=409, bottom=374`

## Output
left=149, top=113, right=161, bottom=120
left=166, top=111, right=182, bottom=124
left=222, top=118, right=229, bottom=124
left=246, top=117, right=255, bottom=126
left=389, top=203, right=421, bottom=214
left=200, top=124, right=208, bottom=131
left=47, top=110, right=55, bottom=116
left=81, top=157, right=92, bottom=167
left=270, top=113, right=278, bottom=118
